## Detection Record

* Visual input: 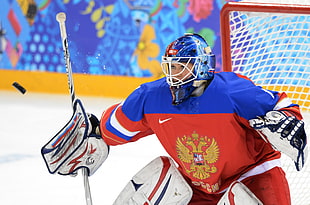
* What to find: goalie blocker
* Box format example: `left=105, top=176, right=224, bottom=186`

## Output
left=249, top=110, right=308, bottom=171
left=41, top=99, right=109, bottom=176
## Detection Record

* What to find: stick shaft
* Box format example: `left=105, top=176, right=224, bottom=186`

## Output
left=83, top=168, right=93, bottom=204
left=57, top=16, right=75, bottom=104
left=56, top=12, right=93, bottom=205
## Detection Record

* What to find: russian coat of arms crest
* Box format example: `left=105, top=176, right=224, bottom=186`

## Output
left=176, top=132, right=219, bottom=180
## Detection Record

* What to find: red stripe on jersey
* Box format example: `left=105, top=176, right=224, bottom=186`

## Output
left=101, top=129, right=128, bottom=145
left=100, top=104, right=128, bottom=145
left=99, top=103, right=154, bottom=145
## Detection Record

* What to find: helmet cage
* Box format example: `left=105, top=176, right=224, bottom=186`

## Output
left=161, top=55, right=209, bottom=87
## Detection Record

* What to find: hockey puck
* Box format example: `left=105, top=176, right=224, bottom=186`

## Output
left=12, top=82, right=26, bottom=94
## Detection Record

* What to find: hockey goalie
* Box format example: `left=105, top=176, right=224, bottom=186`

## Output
left=42, top=33, right=308, bottom=205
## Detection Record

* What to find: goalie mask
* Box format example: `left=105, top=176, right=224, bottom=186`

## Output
left=161, top=33, right=215, bottom=105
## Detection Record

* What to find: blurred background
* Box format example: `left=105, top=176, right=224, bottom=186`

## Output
left=0, top=0, right=233, bottom=98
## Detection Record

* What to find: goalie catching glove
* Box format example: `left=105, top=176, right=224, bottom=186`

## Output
left=249, top=110, right=308, bottom=171
left=41, top=99, right=109, bottom=176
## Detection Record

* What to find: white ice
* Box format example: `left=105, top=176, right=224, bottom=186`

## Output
left=0, top=91, right=168, bottom=205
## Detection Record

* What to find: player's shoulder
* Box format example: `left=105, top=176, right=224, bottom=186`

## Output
left=138, top=77, right=168, bottom=92
left=215, top=71, right=251, bottom=80
left=123, top=77, right=171, bottom=113
left=126, top=77, right=169, bottom=103
left=214, top=72, right=254, bottom=86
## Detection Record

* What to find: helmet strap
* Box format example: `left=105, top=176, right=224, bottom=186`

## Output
left=170, top=79, right=212, bottom=105
left=170, top=85, right=196, bottom=105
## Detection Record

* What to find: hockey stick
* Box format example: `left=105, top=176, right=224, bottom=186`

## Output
left=56, top=12, right=93, bottom=205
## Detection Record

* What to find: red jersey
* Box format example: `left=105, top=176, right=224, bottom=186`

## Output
left=100, top=72, right=301, bottom=194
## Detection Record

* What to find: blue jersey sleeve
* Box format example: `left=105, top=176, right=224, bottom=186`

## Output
left=122, top=85, right=147, bottom=121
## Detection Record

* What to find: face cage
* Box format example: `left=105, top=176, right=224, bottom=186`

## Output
left=161, top=56, right=202, bottom=87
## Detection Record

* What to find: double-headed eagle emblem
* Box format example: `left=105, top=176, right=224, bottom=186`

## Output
left=176, top=132, right=219, bottom=180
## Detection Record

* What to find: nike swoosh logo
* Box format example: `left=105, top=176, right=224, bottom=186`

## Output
left=159, top=118, right=172, bottom=124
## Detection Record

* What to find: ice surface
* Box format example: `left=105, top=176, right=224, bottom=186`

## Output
left=0, top=91, right=168, bottom=205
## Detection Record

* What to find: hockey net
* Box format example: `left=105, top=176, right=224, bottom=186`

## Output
left=220, top=1, right=310, bottom=204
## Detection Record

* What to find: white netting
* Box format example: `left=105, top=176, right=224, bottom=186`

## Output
left=229, top=9, right=310, bottom=112
left=224, top=2, right=310, bottom=205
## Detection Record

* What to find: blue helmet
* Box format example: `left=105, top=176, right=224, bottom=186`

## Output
left=161, top=33, right=215, bottom=87
left=161, top=33, right=215, bottom=104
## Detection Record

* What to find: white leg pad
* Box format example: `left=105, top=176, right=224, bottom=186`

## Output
left=113, top=156, right=193, bottom=205
left=217, top=181, right=263, bottom=205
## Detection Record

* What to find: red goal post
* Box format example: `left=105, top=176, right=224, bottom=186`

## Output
left=220, top=2, right=310, bottom=113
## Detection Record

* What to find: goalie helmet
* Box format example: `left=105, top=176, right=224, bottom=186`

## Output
left=161, top=33, right=215, bottom=87
left=161, top=33, right=215, bottom=104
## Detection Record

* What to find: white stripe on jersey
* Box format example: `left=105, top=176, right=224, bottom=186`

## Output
left=110, top=105, right=140, bottom=137
left=262, top=88, right=275, bottom=99
left=273, top=97, right=293, bottom=110
left=219, top=158, right=281, bottom=193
